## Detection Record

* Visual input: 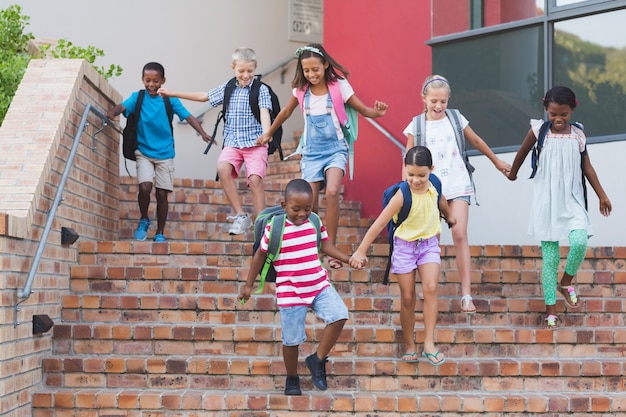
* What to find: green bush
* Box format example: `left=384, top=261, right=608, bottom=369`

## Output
left=0, top=4, right=33, bottom=123
left=0, top=4, right=123, bottom=125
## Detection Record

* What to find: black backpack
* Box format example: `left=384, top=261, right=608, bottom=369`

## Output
left=204, top=76, right=283, bottom=159
left=122, top=90, right=173, bottom=161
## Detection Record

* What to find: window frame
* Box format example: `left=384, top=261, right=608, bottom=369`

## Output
left=428, top=0, right=626, bottom=153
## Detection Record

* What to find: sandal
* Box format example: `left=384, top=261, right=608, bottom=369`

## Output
left=559, top=284, right=581, bottom=308
left=401, top=352, right=419, bottom=362
left=327, top=257, right=343, bottom=270
left=544, top=314, right=559, bottom=329
left=422, top=351, right=446, bottom=366
left=460, top=295, right=476, bottom=313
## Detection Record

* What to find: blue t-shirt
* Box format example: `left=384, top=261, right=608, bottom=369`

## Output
left=123, top=91, right=191, bottom=159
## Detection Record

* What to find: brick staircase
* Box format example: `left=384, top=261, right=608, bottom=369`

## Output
left=32, top=142, right=626, bottom=416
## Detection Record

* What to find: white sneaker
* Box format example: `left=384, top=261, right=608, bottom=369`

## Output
left=228, top=213, right=252, bottom=235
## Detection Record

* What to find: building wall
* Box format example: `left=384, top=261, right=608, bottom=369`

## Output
left=324, top=0, right=624, bottom=247
left=324, top=0, right=432, bottom=218
left=7, top=0, right=307, bottom=181
left=0, top=59, right=122, bottom=417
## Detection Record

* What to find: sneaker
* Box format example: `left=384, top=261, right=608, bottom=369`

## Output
left=228, top=213, right=252, bottom=235
left=305, top=353, right=328, bottom=390
left=134, top=218, right=151, bottom=241
left=284, top=375, right=301, bottom=396
left=153, top=233, right=166, bottom=242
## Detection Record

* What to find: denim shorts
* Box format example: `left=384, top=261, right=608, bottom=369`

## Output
left=391, top=235, right=441, bottom=274
left=279, top=286, right=349, bottom=346
left=449, top=195, right=471, bottom=205
left=300, top=139, right=348, bottom=184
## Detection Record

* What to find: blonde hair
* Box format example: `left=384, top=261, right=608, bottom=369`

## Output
left=422, top=75, right=450, bottom=96
left=232, top=47, right=257, bottom=66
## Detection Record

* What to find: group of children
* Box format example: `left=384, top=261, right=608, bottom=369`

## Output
left=108, top=44, right=612, bottom=396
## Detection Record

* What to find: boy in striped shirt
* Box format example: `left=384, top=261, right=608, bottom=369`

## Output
left=238, top=179, right=351, bottom=396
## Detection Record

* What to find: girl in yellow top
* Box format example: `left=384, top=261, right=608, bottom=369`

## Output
left=350, top=146, right=456, bottom=365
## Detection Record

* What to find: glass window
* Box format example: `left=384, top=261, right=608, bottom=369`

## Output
left=433, top=0, right=544, bottom=37
left=554, top=9, right=626, bottom=137
left=432, top=26, right=544, bottom=149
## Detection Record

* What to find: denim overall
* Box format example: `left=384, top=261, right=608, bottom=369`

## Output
left=300, top=88, right=348, bottom=183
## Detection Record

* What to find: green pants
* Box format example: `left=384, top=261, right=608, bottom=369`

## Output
left=540, top=229, right=588, bottom=306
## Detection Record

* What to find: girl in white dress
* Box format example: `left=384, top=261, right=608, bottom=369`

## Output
left=507, top=86, right=612, bottom=329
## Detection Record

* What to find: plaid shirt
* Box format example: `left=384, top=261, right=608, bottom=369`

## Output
left=208, top=79, right=272, bottom=149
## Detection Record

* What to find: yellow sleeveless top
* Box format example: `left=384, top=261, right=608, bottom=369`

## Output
left=394, top=184, right=441, bottom=241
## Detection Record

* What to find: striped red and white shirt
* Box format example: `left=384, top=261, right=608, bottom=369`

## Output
left=260, top=218, right=330, bottom=307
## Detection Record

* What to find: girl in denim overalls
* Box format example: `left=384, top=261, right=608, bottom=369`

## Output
left=261, top=43, right=388, bottom=270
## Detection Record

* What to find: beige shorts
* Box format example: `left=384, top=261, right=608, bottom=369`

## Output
left=135, top=150, right=175, bottom=191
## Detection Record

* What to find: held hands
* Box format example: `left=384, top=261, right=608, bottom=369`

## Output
left=256, top=134, right=272, bottom=147
left=348, top=250, right=368, bottom=269
left=444, top=216, right=457, bottom=228
left=495, top=159, right=511, bottom=177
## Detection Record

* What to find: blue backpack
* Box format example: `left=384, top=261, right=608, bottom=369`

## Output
left=530, top=120, right=588, bottom=208
left=381, top=174, right=442, bottom=285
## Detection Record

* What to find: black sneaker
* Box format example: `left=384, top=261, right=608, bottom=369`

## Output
left=305, top=353, right=328, bottom=390
left=284, top=375, right=301, bottom=396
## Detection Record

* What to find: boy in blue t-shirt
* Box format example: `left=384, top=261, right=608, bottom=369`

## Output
left=158, top=47, right=272, bottom=235
left=107, top=62, right=213, bottom=242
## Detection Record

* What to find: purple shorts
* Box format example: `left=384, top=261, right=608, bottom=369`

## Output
left=391, top=235, right=441, bottom=274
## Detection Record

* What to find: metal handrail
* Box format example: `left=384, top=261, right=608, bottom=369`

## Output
left=183, top=55, right=296, bottom=123
left=364, top=118, right=405, bottom=151
left=14, top=103, right=110, bottom=326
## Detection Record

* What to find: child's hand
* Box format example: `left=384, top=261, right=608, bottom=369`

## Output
left=202, top=133, right=217, bottom=146
left=256, top=134, right=272, bottom=146
left=445, top=216, right=457, bottom=228
left=105, top=111, right=119, bottom=121
left=599, top=197, right=612, bottom=217
left=373, top=100, right=388, bottom=117
left=157, top=87, right=170, bottom=97
left=349, top=251, right=367, bottom=268
left=495, top=159, right=511, bottom=176
left=237, top=285, right=252, bottom=305
left=507, top=172, right=517, bottom=181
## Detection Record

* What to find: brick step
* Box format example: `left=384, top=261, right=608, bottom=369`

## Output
left=32, top=388, right=626, bottom=415
left=49, top=322, right=626, bottom=357
left=61, top=289, right=626, bottom=320
left=41, top=355, right=626, bottom=380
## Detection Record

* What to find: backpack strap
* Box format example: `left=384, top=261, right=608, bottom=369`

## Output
left=429, top=173, right=442, bottom=211
left=530, top=121, right=552, bottom=179
left=328, top=80, right=348, bottom=127
left=413, top=113, right=426, bottom=147
left=222, top=77, right=238, bottom=119
left=135, top=90, right=145, bottom=119
left=256, top=213, right=286, bottom=293
left=248, top=76, right=262, bottom=124
left=446, top=109, right=479, bottom=205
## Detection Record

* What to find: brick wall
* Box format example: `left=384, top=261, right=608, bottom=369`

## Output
left=0, top=59, right=122, bottom=417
